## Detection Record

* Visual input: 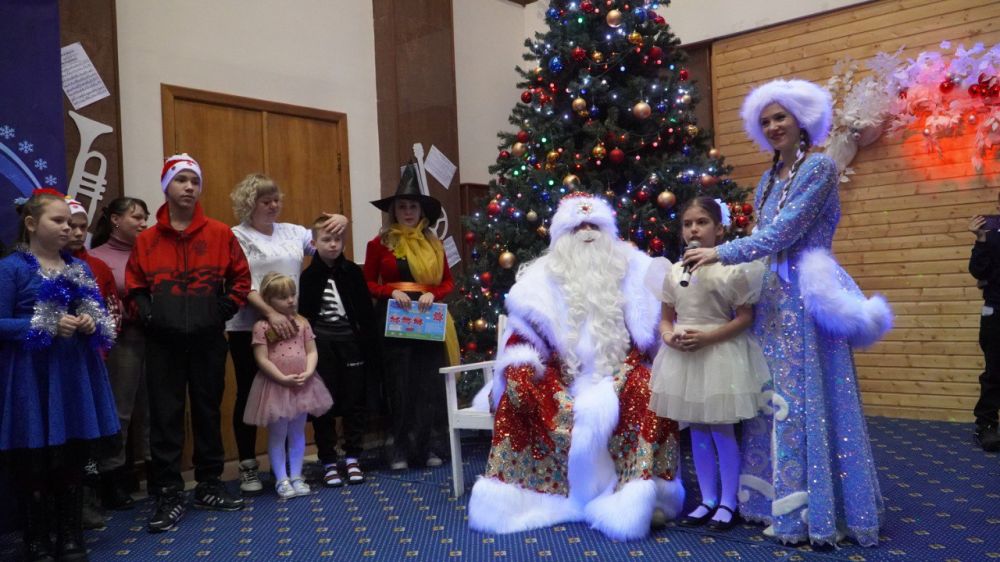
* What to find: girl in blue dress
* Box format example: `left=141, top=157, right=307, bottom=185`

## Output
left=0, top=189, right=119, bottom=561
left=684, top=80, right=888, bottom=547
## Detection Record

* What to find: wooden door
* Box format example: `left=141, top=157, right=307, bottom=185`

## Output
left=162, top=85, right=352, bottom=464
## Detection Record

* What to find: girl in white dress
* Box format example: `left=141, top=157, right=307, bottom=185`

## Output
left=649, top=196, right=769, bottom=531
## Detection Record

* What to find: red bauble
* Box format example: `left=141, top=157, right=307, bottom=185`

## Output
left=464, top=231, right=476, bottom=244
left=486, top=201, right=501, bottom=217
left=572, top=46, right=587, bottom=62
left=654, top=15, right=665, bottom=25
left=636, top=190, right=650, bottom=203
left=679, top=68, right=689, bottom=81
left=499, top=150, right=510, bottom=159
left=741, top=203, right=753, bottom=215
left=969, top=84, right=981, bottom=97
left=649, top=237, right=664, bottom=254
left=735, top=215, right=749, bottom=228
left=480, top=271, right=493, bottom=287
left=521, top=90, right=533, bottom=103
left=609, top=148, right=625, bottom=164
left=581, top=0, right=594, bottom=13
left=648, top=46, right=663, bottom=61
left=466, top=341, right=478, bottom=352
left=516, top=130, right=530, bottom=143
left=939, top=79, right=955, bottom=93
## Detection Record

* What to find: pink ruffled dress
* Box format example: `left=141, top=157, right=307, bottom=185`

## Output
left=243, top=320, right=333, bottom=426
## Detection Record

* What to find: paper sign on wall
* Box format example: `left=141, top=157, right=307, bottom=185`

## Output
left=424, top=145, right=456, bottom=189
left=61, top=42, right=110, bottom=110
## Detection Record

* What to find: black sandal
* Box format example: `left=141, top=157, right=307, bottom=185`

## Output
left=677, top=503, right=716, bottom=527
left=705, top=504, right=739, bottom=531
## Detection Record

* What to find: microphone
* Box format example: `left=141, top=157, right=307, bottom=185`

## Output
left=679, top=240, right=701, bottom=287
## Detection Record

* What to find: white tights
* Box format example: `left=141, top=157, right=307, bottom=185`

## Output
left=267, top=413, right=307, bottom=482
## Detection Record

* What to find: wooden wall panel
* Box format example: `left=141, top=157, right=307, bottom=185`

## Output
left=710, top=0, right=1000, bottom=422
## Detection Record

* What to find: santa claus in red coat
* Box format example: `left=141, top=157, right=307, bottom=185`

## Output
left=469, top=192, right=685, bottom=540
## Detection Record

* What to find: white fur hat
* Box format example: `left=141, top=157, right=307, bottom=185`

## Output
left=548, top=192, right=618, bottom=247
left=740, top=79, right=833, bottom=152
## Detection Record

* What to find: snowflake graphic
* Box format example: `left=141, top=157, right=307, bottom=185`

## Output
left=44, top=175, right=57, bottom=185
left=34, top=158, right=47, bottom=170
left=18, top=140, right=33, bottom=154
left=0, top=125, right=14, bottom=139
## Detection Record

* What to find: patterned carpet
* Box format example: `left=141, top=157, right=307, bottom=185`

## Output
left=2, top=417, right=998, bottom=561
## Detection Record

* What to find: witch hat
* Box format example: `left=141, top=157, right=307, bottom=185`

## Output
left=371, top=162, right=443, bottom=224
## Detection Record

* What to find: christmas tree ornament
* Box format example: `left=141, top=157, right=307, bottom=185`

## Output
left=633, top=101, right=652, bottom=119
left=464, top=231, right=476, bottom=244
left=708, top=148, right=720, bottom=158
left=487, top=201, right=501, bottom=216
left=648, top=45, right=663, bottom=61
left=742, top=202, right=753, bottom=215
left=686, top=124, right=699, bottom=136
left=572, top=46, right=587, bottom=62
left=939, top=79, right=955, bottom=93
left=606, top=9, right=623, bottom=27
left=466, top=341, right=478, bottom=352
left=511, top=142, right=527, bottom=157
left=536, top=225, right=548, bottom=237
left=498, top=251, right=516, bottom=269
left=499, top=149, right=510, bottom=159
left=572, top=97, right=588, bottom=112
left=592, top=144, right=607, bottom=159
left=633, top=7, right=647, bottom=23
left=679, top=68, right=689, bottom=81
left=649, top=237, right=664, bottom=254
left=700, top=173, right=718, bottom=187
left=521, top=90, right=533, bottom=103
left=609, top=147, right=625, bottom=164
left=628, top=31, right=643, bottom=46
left=735, top=215, right=749, bottom=228
left=581, top=0, right=594, bottom=13
left=549, top=56, right=564, bottom=73
left=591, top=50, right=605, bottom=63
left=473, top=318, right=488, bottom=332
left=480, top=272, right=493, bottom=287
left=656, top=190, right=676, bottom=209
left=546, top=150, right=560, bottom=163
left=636, top=189, right=650, bottom=203
left=526, top=210, right=539, bottom=223
left=681, top=93, right=692, bottom=105
left=562, top=174, right=580, bottom=186
left=516, top=130, right=530, bottom=143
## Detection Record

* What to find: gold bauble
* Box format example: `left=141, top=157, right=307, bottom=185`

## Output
left=571, top=97, right=587, bottom=112
left=473, top=318, right=488, bottom=332
left=686, top=124, right=700, bottom=137
left=546, top=150, right=560, bottom=163
left=591, top=50, right=605, bottom=63
left=708, top=148, right=720, bottom=158
left=526, top=210, right=539, bottom=223
left=498, top=251, right=516, bottom=269
left=536, top=225, right=549, bottom=237
left=656, top=190, right=677, bottom=209
left=606, top=9, right=623, bottom=27
left=605, top=189, right=616, bottom=199
left=680, top=94, right=692, bottom=105
left=562, top=174, right=580, bottom=187
left=591, top=144, right=607, bottom=159
left=632, top=101, right=652, bottom=120
left=627, top=31, right=643, bottom=46
left=511, top=142, right=527, bottom=157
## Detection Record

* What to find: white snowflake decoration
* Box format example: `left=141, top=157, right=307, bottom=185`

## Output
left=18, top=140, right=33, bottom=154
left=44, top=175, right=57, bottom=185
left=0, top=125, right=14, bottom=140
left=34, top=158, right=47, bottom=170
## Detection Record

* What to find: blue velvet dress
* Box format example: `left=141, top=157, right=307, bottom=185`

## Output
left=716, top=153, right=883, bottom=547
left=0, top=250, right=120, bottom=456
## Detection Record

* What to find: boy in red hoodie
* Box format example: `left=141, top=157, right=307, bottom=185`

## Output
left=126, top=154, right=251, bottom=533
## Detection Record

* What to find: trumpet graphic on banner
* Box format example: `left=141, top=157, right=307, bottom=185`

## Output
left=66, top=110, right=113, bottom=219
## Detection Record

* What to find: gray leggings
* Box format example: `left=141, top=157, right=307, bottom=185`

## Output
left=98, top=323, right=148, bottom=473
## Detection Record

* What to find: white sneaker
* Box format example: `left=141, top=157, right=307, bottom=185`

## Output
left=239, top=459, right=263, bottom=495
left=426, top=453, right=443, bottom=468
left=291, top=478, right=311, bottom=497
left=390, top=458, right=408, bottom=471
left=275, top=479, right=295, bottom=499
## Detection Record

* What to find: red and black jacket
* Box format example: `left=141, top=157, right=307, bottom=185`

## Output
left=125, top=202, right=250, bottom=337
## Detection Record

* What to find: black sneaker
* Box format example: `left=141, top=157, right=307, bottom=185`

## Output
left=975, top=425, right=1000, bottom=452
left=148, top=493, right=186, bottom=533
left=193, top=481, right=245, bottom=511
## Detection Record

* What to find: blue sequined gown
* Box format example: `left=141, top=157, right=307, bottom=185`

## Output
left=0, top=251, right=120, bottom=453
left=715, top=153, right=883, bottom=546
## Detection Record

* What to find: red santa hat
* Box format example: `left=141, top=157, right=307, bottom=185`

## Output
left=65, top=197, right=87, bottom=217
left=548, top=192, right=618, bottom=246
left=160, top=153, right=202, bottom=192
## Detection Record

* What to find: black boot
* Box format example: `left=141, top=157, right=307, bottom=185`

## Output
left=54, top=485, right=88, bottom=561
left=22, top=489, right=54, bottom=562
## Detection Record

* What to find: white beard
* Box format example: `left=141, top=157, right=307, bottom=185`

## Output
left=546, top=230, right=631, bottom=381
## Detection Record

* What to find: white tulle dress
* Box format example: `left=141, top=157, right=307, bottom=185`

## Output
left=649, top=260, right=770, bottom=424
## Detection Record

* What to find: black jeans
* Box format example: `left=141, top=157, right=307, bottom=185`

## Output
left=227, top=331, right=258, bottom=461
left=312, top=338, right=368, bottom=464
left=145, top=332, right=228, bottom=493
left=383, top=337, right=448, bottom=462
left=975, top=310, right=1000, bottom=428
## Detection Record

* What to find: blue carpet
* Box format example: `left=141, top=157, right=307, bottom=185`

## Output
left=2, top=416, right=998, bottom=561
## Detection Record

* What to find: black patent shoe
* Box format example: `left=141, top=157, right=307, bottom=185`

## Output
left=975, top=425, right=1000, bottom=452
left=705, top=504, right=740, bottom=532
left=677, top=503, right=716, bottom=527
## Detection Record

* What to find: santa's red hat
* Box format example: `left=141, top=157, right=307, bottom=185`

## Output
left=65, top=197, right=87, bottom=217
left=548, top=192, right=618, bottom=246
left=160, top=153, right=202, bottom=192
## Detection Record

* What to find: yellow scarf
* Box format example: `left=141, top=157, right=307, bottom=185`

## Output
left=387, top=219, right=460, bottom=365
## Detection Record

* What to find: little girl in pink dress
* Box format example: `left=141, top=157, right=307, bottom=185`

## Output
left=243, top=272, right=333, bottom=499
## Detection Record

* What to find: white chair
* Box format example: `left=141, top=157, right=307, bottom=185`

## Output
left=438, top=315, right=505, bottom=497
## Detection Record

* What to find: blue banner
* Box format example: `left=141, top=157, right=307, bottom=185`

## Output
left=0, top=0, right=65, bottom=246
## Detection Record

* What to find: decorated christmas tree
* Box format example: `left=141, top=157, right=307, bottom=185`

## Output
left=453, top=0, right=753, bottom=363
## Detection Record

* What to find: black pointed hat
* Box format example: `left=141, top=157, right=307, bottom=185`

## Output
left=370, top=162, right=443, bottom=224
